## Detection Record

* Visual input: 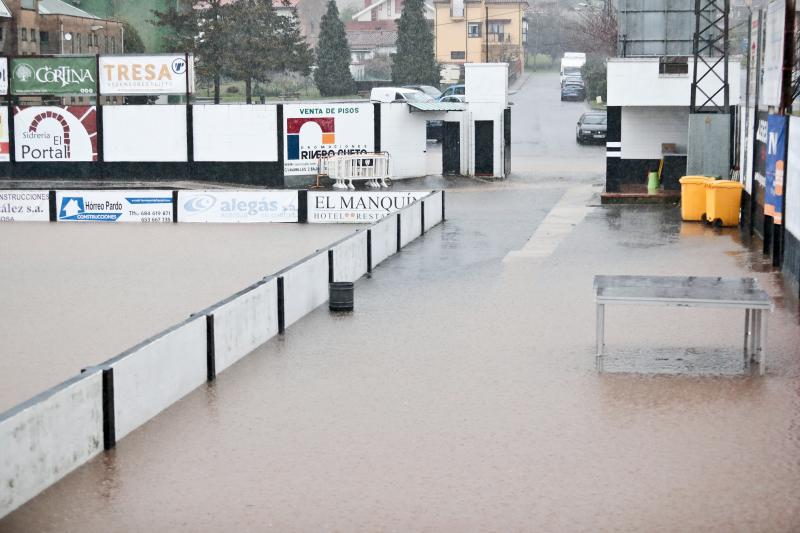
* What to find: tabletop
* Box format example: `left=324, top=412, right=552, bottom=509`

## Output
left=593, top=275, right=773, bottom=307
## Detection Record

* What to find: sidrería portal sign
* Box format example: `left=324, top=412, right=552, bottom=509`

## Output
left=11, top=57, right=97, bottom=95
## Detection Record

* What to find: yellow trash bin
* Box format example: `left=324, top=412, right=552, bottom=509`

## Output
left=679, top=176, right=715, bottom=221
left=705, top=180, right=744, bottom=227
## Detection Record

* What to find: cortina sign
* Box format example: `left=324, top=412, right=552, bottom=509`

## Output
left=11, top=57, right=96, bottom=95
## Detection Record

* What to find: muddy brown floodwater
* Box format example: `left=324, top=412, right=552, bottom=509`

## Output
left=0, top=222, right=357, bottom=412
left=2, top=187, right=799, bottom=532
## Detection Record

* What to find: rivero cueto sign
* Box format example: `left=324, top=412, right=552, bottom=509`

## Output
left=10, top=57, right=97, bottom=95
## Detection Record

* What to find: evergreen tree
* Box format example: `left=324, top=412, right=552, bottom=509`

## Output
left=279, top=4, right=314, bottom=77
left=314, top=0, right=355, bottom=96
left=152, top=0, right=228, bottom=103
left=122, top=21, right=146, bottom=53
left=392, top=0, right=438, bottom=86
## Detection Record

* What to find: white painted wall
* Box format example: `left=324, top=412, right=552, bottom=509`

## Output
left=370, top=212, right=398, bottom=267
left=741, top=107, right=755, bottom=194
left=423, top=191, right=443, bottom=231
left=193, top=105, right=278, bottom=162
left=111, top=317, right=207, bottom=440
left=786, top=116, right=800, bottom=239
left=608, top=58, right=742, bottom=107
left=212, top=279, right=279, bottom=374
left=0, top=371, right=103, bottom=519
left=103, top=105, right=188, bottom=162
left=380, top=103, right=428, bottom=178
left=333, top=231, right=368, bottom=282
left=621, top=106, right=689, bottom=160
left=281, top=253, right=329, bottom=330
left=465, top=63, right=508, bottom=107
left=400, top=201, right=422, bottom=247
left=467, top=104, right=505, bottom=177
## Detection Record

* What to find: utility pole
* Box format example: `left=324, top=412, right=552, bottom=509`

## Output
left=485, top=3, right=489, bottom=62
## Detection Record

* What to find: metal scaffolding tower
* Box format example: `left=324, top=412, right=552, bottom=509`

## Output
left=690, top=0, right=730, bottom=113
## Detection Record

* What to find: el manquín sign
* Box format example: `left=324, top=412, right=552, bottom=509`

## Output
left=11, top=57, right=97, bottom=95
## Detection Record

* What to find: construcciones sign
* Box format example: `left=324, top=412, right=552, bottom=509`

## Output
left=56, top=190, right=173, bottom=223
left=0, top=191, right=49, bottom=222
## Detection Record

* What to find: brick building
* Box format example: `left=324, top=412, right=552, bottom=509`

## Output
left=0, top=0, right=123, bottom=57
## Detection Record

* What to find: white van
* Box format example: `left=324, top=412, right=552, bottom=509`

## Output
left=369, top=87, right=434, bottom=103
left=560, top=53, right=586, bottom=85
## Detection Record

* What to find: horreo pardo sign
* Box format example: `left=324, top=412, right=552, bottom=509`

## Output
left=56, top=190, right=173, bottom=223
left=11, top=57, right=97, bottom=95
left=308, top=191, right=429, bottom=223
left=283, top=103, right=374, bottom=176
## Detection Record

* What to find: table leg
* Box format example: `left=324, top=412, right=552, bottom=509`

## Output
left=743, top=309, right=750, bottom=368
left=751, top=310, right=759, bottom=363
left=759, top=310, right=768, bottom=376
left=596, top=303, right=605, bottom=372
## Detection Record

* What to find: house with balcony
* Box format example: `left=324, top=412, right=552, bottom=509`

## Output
left=433, top=0, right=527, bottom=77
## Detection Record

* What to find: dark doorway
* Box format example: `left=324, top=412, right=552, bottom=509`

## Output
left=475, top=120, right=494, bottom=176
left=442, top=121, right=461, bottom=175
left=503, top=108, right=511, bottom=177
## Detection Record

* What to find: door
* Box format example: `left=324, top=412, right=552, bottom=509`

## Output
left=475, top=120, right=494, bottom=176
left=442, top=121, right=461, bottom=175
left=503, top=108, right=511, bottom=177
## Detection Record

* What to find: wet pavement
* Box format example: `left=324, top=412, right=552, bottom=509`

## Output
left=0, top=222, right=356, bottom=412
left=2, top=72, right=800, bottom=531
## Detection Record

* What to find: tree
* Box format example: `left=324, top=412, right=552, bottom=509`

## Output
left=152, top=0, right=228, bottom=103
left=122, top=21, right=146, bottom=53
left=391, top=0, right=437, bottom=85
left=525, top=1, right=567, bottom=68
left=225, top=0, right=313, bottom=103
left=581, top=55, right=607, bottom=102
left=567, top=2, right=617, bottom=58
left=315, top=0, right=355, bottom=96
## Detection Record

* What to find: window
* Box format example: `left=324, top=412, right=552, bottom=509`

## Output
left=468, top=22, right=481, bottom=37
left=77, top=33, right=82, bottom=53
left=111, top=36, right=115, bottom=53
left=21, top=28, right=27, bottom=41
left=451, top=50, right=465, bottom=60
left=30, top=28, right=36, bottom=42
left=659, top=56, right=688, bottom=75
left=0, top=28, right=4, bottom=41
left=40, top=31, right=49, bottom=43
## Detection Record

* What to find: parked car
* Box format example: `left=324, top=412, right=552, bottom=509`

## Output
left=402, top=85, right=442, bottom=99
left=370, top=87, right=435, bottom=103
left=561, top=73, right=583, bottom=87
left=439, top=95, right=465, bottom=103
left=560, top=82, right=586, bottom=101
left=576, top=111, right=607, bottom=144
left=438, top=84, right=465, bottom=100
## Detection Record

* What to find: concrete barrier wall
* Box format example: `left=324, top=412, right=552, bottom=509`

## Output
left=109, top=318, right=207, bottom=440
left=423, top=191, right=444, bottom=231
left=333, top=231, right=368, bottom=282
left=370, top=212, right=398, bottom=268
left=0, top=371, right=104, bottom=518
left=400, top=201, right=423, bottom=248
left=212, top=279, right=279, bottom=374
left=282, top=252, right=329, bottom=329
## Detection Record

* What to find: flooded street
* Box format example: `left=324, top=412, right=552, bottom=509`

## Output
left=2, top=72, right=799, bottom=531
left=0, top=223, right=356, bottom=411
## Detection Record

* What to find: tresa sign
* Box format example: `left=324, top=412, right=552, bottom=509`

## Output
left=308, top=191, right=429, bottom=223
left=99, top=55, right=192, bottom=95
left=56, top=190, right=173, bottom=223
left=177, top=190, right=298, bottom=223
left=11, top=57, right=96, bottom=95
left=0, top=190, right=49, bottom=222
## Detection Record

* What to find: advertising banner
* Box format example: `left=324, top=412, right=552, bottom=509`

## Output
left=308, top=191, right=429, bottom=223
left=0, top=190, right=49, bottom=222
left=99, top=54, right=191, bottom=95
left=753, top=111, right=769, bottom=202
left=787, top=117, right=800, bottom=237
left=178, top=190, right=298, bottom=223
left=14, top=106, right=97, bottom=162
left=0, top=57, right=8, bottom=95
left=56, top=190, right=173, bottom=223
left=10, top=57, right=96, bottom=95
left=764, top=115, right=787, bottom=224
left=283, top=103, right=374, bottom=176
left=0, top=107, right=9, bottom=162
left=760, top=0, right=785, bottom=107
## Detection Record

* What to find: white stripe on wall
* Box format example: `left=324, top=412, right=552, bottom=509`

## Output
left=606, top=152, right=622, bottom=158
left=606, top=141, right=621, bottom=148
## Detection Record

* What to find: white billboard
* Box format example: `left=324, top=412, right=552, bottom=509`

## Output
left=0, top=107, right=9, bottom=162
left=284, top=103, right=374, bottom=176
left=103, top=105, right=187, bottom=162
left=14, top=106, right=97, bottom=162
left=0, top=58, right=8, bottom=95
left=193, top=105, right=278, bottom=162
left=308, top=191, right=429, bottom=223
left=760, top=0, right=785, bottom=108
left=177, top=190, right=298, bottom=223
left=0, top=190, right=49, bottom=222
left=99, top=54, right=191, bottom=95
left=56, top=190, right=173, bottom=223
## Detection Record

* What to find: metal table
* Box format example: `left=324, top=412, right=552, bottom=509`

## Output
left=593, top=275, right=774, bottom=375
